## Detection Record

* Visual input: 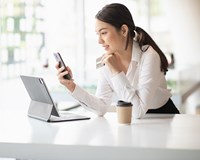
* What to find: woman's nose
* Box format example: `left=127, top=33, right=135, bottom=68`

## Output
left=98, top=36, right=104, bottom=44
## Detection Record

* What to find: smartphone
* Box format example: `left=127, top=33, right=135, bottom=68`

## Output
left=53, top=52, right=71, bottom=80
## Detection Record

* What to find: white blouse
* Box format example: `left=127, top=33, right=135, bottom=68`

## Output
left=71, top=41, right=171, bottom=119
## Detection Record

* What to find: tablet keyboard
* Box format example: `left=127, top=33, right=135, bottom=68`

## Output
left=49, top=112, right=90, bottom=122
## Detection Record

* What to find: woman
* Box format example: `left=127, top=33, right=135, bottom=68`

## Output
left=56, top=3, right=179, bottom=119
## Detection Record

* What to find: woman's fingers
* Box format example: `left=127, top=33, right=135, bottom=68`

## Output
left=56, top=66, right=73, bottom=81
left=58, top=70, right=69, bottom=79
left=56, top=66, right=65, bottom=75
left=55, top=63, right=60, bottom=69
left=54, top=62, right=76, bottom=92
left=101, top=52, right=115, bottom=64
left=66, top=66, right=73, bottom=78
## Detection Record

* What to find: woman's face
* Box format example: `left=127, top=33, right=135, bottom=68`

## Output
left=95, top=19, right=126, bottom=53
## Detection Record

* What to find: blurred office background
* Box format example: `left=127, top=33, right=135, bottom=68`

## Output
left=0, top=0, right=200, bottom=114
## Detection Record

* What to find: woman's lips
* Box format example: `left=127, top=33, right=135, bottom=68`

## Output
left=103, top=45, right=109, bottom=50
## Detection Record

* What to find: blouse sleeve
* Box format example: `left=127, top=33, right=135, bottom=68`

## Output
left=71, top=68, right=114, bottom=116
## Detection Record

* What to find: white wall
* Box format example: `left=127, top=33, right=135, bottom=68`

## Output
left=168, top=0, right=200, bottom=70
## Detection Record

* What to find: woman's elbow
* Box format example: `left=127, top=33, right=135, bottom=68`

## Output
left=133, top=108, right=146, bottom=119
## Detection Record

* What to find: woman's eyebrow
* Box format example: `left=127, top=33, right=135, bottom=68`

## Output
left=98, top=28, right=107, bottom=32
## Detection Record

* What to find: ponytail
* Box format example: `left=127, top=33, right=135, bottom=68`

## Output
left=135, top=26, right=168, bottom=75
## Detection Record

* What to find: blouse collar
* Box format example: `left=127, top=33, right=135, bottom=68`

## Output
left=131, top=40, right=149, bottom=63
left=131, top=40, right=142, bottom=63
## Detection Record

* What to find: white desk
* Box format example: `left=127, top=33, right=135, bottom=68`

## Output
left=0, top=110, right=200, bottom=160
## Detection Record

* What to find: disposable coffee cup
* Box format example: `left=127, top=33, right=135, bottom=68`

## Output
left=116, top=100, right=132, bottom=124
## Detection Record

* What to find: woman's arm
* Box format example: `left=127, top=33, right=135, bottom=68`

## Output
left=56, top=63, right=114, bottom=116
left=111, top=47, right=161, bottom=118
left=71, top=70, right=114, bottom=116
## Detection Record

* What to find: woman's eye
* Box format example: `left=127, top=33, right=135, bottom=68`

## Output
left=101, top=32, right=107, bottom=35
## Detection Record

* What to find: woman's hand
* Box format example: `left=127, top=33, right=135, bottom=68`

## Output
left=55, top=63, right=76, bottom=92
left=101, top=52, right=124, bottom=75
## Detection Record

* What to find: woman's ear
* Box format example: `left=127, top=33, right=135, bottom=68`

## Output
left=121, top=24, right=129, bottom=37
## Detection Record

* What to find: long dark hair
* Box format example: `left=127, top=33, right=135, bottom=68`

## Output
left=95, top=3, right=168, bottom=74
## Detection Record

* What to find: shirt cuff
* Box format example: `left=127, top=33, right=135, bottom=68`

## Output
left=71, top=84, right=85, bottom=100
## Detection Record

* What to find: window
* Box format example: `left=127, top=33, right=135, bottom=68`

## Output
left=0, top=0, right=172, bottom=98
